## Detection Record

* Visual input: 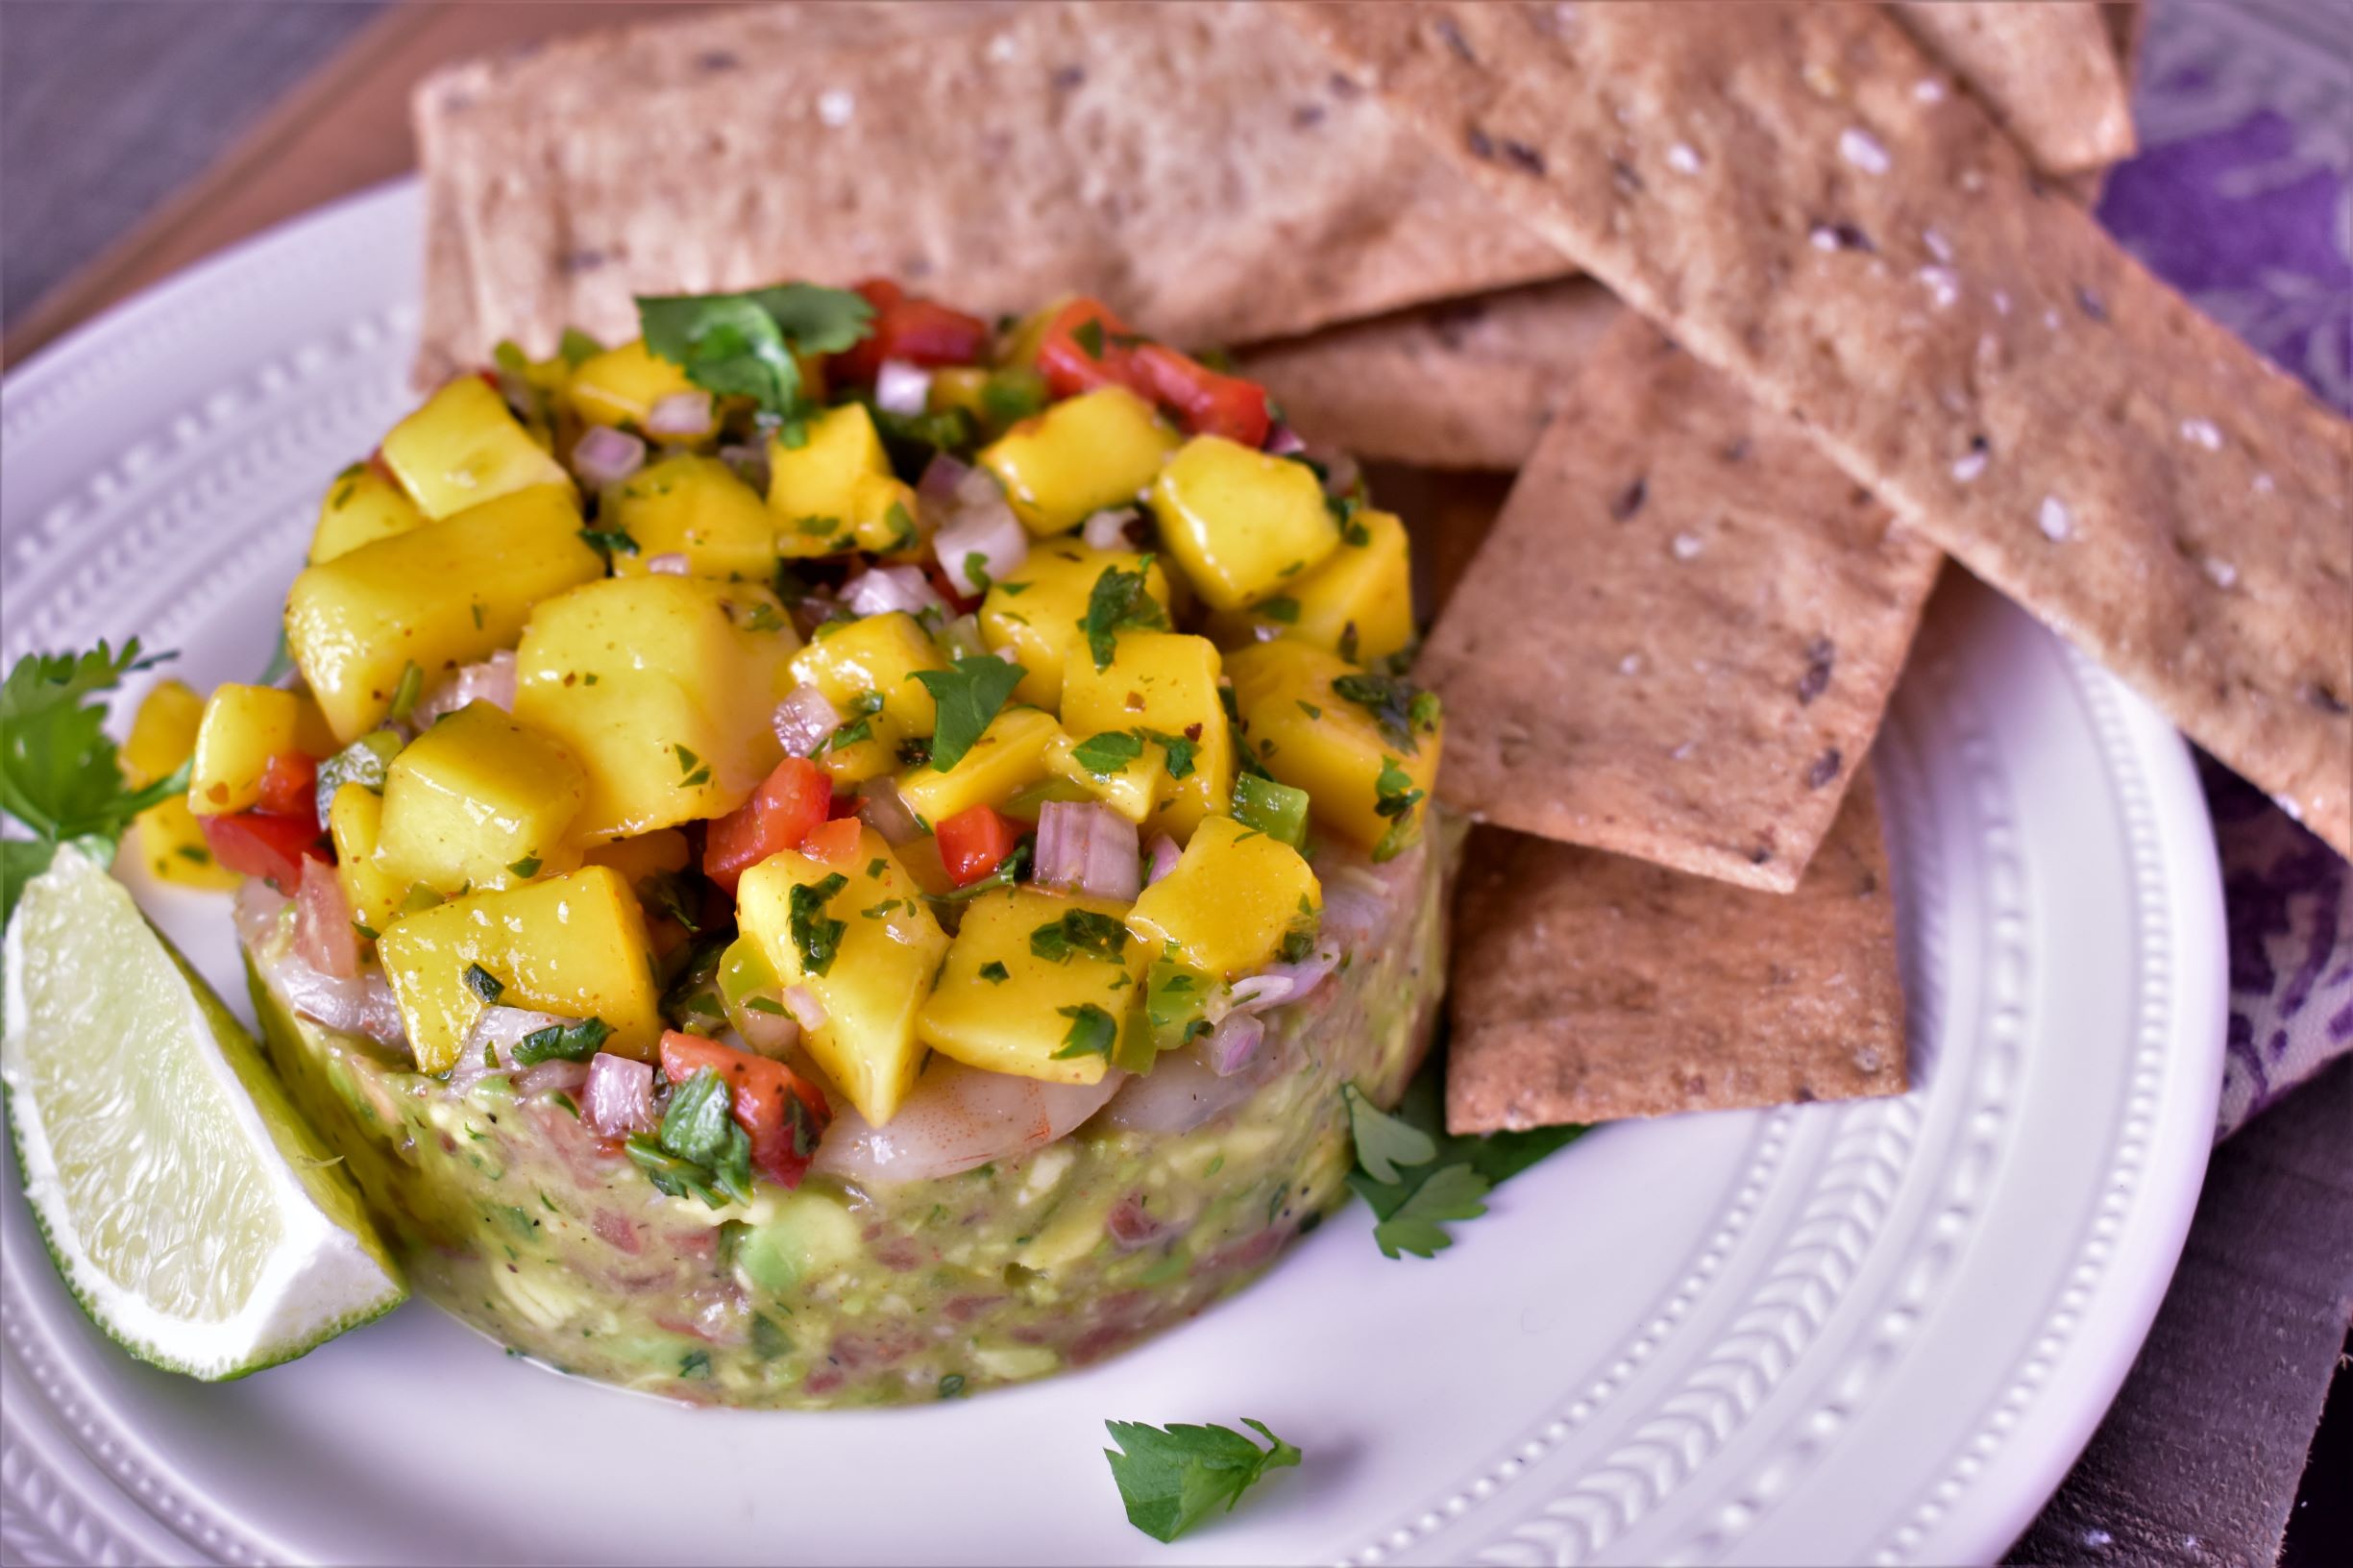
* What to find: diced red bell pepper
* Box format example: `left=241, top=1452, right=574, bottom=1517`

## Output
left=703, top=757, right=832, bottom=894
left=658, top=1031, right=833, bottom=1189
left=935, top=803, right=1018, bottom=887
left=255, top=750, right=321, bottom=824
left=1133, top=343, right=1273, bottom=448
left=200, top=810, right=328, bottom=894
left=1034, top=297, right=1275, bottom=446
left=1034, top=298, right=1145, bottom=401
left=800, top=815, right=865, bottom=868
left=830, top=279, right=993, bottom=384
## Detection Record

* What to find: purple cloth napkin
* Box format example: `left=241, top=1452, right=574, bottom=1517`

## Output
left=2094, top=1, right=2353, bottom=1139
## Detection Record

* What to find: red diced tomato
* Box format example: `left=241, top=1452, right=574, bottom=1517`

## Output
left=831, top=279, right=992, bottom=383
left=703, top=758, right=832, bottom=894
left=200, top=811, right=327, bottom=894
left=800, top=816, right=865, bottom=868
left=255, top=750, right=320, bottom=823
left=1034, top=298, right=1145, bottom=401
left=935, top=804, right=1017, bottom=886
left=1034, top=298, right=1275, bottom=445
left=658, top=1031, right=833, bottom=1189
left=1134, top=343, right=1273, bottom=448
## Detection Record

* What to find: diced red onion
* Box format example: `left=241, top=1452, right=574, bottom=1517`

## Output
left=1225, top=973, right=1296, bottom=1014
left=1145, top=835, right=1183, bottom=886
left=1200, top=1011, right=1266, bottom=1077
left=917, top=452, right=971, bottom=508
left=293, top=856, right=359, bottom=980
left=931, top=479, right=1028, bottom=598
left=1034, top=801, right=1140, bottom=902
left=584, top=1052, right=658, bottom=1138
left=783, top=985, right=829, bottom=1032
left=646, top=551, right=691, bottom=576
left=845, top=564, right=947, bottom=620
left=772, top=683, right=843, bottom=756
left=268, top=949, right=406, bottom=1049
left=412, top=651, right=517, bottom=726
left=875, top=359, right=933, bottom=417
left=735, top=1005, right=800, bottom=1059
left=719, top=443, right=771, bottom=491
left=1081, top=507, right=1140, bottom=551
left=1247, top=943, right=1340, bottom=1010
left=857, top=781, right=924, bottom=845
left=573, top=425, right=646, bottom=487
left=515, top=1058, right=592, bottom=1098
left=1264, top=425, right=1308, bottom=456
left=646, top=390, right=715, bottom=437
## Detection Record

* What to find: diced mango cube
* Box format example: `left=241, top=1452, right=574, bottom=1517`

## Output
left=606, top=454, right=777, bottom=580
left=566, top=339, right=708, bottom=434
left=1207, top=507, right=1413, bottom=666
left=123, top=678, right=205, bottom=786
left=127, top=795, right=240, bottom=890
left=380, top=376, right=575, bottom=521
left=768, top=404, right=914, bottom=557
left=377, top=702, right=586, bottom=894
left=979, top=541, right=1171, bottom=709
left=1058, top=632, right=1231, bottom=839
left=789, top=612, right=946, bottom=751
left=978, top=387, right=1178, bottom=536
left=378, top=866, right=663, bottom=1074
left=1124, top=814, right=1321, bottom=979
left=736, top=829, right=947, bottom=1124
left=1043, top=729, right=1166, bottom=824
left=918, top=888, right=1145, bottom=1086
left=117, top=679, right=236, bottom=888
left=895, top=707, right=1064, bottom=826
left=1149, top=435, right=1339, bottom=611
left=188, top=684, right=333, bottom=816
left=327, top=783, right=407, bottom=939
left=309, top=463, right=425, bottom=565
left=285, top=484, right=602, bottom=743
left=513, top=576, right=798, bottom=842
left=1225, top=641, right=1442, bottom=857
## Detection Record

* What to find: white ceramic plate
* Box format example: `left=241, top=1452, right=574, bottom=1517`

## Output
left=0, top=182, right=2225, bottom=1567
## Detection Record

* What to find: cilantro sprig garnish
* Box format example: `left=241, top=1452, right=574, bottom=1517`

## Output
left=637, top=283, right=873, bottom=429
left=1330, top=672, right=1441, bottom=754
left=912, top=656, right=1027, bottom=772
left=1343, top=1068, right=1584, bottom=1260
left=625, top=1065, right=753, bottom=1209
left=1081, top=558, right=1170, bottom=670
left=0, top=641, right=190, bottom=927
left=1102, top=1417, right=1301, bottom=1542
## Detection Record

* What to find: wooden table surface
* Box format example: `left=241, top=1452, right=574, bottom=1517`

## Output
left=2, top=5, right=2346, bottom=1565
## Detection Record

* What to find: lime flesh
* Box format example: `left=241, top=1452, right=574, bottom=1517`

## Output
left=2, top=845, right=404, bottom=1378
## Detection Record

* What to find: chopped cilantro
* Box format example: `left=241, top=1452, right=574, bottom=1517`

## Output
left=1145, top=957, right=1213, bottom=1050
left=788, top=873, right=850, bottom=975
left=511, top=1016, right=614, bottom=1066
left=1296, top=700, right=1322, bottom=720
left=1371, top=754, right=1426, bottom=863
left=1330, top=673, right=1441, bottom=754
left=1052, top=1003, right=1118, bottom=1061
left=463, top=964, right=504, bottom=1004
left=1081, top=559, right=1170, bottom=670
left=1031, top=909, right=1130, bottom=964
left=636, top=283, right=874, bottom=423
left=978, top=960, right=1011, bottom=984
left=1071, top=317, right=1106, bottom=359
left=1071, top=730, right=1144, bottom=775
left=507, top=855, right=542, bottom=879
left=1343, top=517, right=1373, bottom=547
left=311, top=729, right=403, bottom=823
left=963, top=551, right=994, bottom=594
left=913, top=656, right=1028, bottom=772
left=578, top=526, right=640, bottom=558
left=558, top=327, right=604, bottom=366
left=1259, top=597, right=1301, bottom=625
left=1141, top=729, right=1197, bottom=779
left=1102, top=1418, right=1301, bottom=1542
left=938, top=1372, right=968, bottom=1400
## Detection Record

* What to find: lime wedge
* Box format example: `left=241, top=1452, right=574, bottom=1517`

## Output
left=2, top=844, right=404, bottom=1379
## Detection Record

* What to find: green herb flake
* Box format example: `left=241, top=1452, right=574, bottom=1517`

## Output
left=1071, top=317, right=1106, bottom=359
left=1296, top=700, right=1322, bottom=720
left=1260, top=597, right=1302, bottom=624
left=1141, top=729, right=1197, bottom=780
left=1080, top=559, right=1170, bottom=671
left=788, top=872, right=850, bottom=975
left=939, top=1372, right=968, bottom=1400
left=979, top=960, right=1011, bottom=984
left=463, top=964, right=505, bottom=1004
left=1102, top=1418, right=1301, bottom=1543
left=912, top=656, right=1028, bottom=772
left=511, top=1017, right=615, bottom=1066
left=1031, top=909, right=1130, bottom=964
left=386, top=661, right=425, bottom=724
left=636, top=283, right=874, bottom=423
left=1071, top=730, right=1144, bottom=776
left=1330, top=672, right=1440, bottom=754
left=1051, top=1003, right=1118, bottom=1061
left=507, top=855, right=543, bottom=879
left=577, top=527, right=641, bottom=558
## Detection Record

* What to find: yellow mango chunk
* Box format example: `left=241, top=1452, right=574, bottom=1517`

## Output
left=377, top=702, right=587, bottom=894
left=117, top=680, right=237, bottom=887
left=1226, top=641, right=1442, bottom=857
left=377, top=866, right=663, bottom=1074
left=978, top=387, right=1178, bottom=536
left=979, top=541, right=1171, bottom=709
left=582, top=828, right=691, bottom=886
left=1207, top=507, right=1414, bottom=666
left=790, top=612, right=945, bottom=746
left=767, top=404, right=915, bottom=558
left=566, top=339, right=708, bottom=434
left=918, top=888, right=1145, bottom=1086
left=606, top=454, right=777, bottom=580
left=327, top=784, right=407, bottom=940
left=1058, top=632, right=1232, bottom=839
left=126, top=795, right=239, bottom=890
left=309, top=463, right=425, bottom=565
left=188, top=684, right=334, bottom=816
left=1124, top=814, right=1321, bottom=980
left=1043, top=730, right=1166, bottom=825
left=1149, top=435, right=1339, bottom=611
left=380, top=376, right=575, bottom=521
left=736, top=829, right=947, bottom=1124
left=513, top=576, right=798, bottom=843
left=285, top=484, right=603, bottom=744
left=895, top=707, right=1064, bottom=826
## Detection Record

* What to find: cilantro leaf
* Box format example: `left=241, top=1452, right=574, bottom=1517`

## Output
left=1141, top=728, right=1197, bottom=779
left=1103, top=1418, right=1301, bottom=1542
left=1031, top=909, right=1130, bottom=964
left=659, top=1066, right=737, bottom=1166
left=1051, top=1003, right=1119, bottom=1061
left=510, top=1016, right=613, bottom=1066
left=913, top=656, right=1027, bottom=772
left=637, top=283, right=874, bottom=422
left=788, top=873, right=850, bottom=975
left=1355, top=1162, right=1490, bottom=1260
left=1329, top=673, right=1441, bottom=754
left=1342, top=1064, right=1586, bottom=1260
left=1342, top=1082, right=1437, bottom=1184
left=1071, top=730, right=1144, bottom=776
left=1081, top=559, right=1170, bottom=670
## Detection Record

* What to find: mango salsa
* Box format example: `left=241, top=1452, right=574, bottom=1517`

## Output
left=1124, top=814, right=1321, bottom=979
left=380, top=376, right=575, bottom=521
left=377, top=702, right=587, bottom=894
left=1058, top=632, right=1231, bottom=839
left=188, top=684, right=334, bottom=816
left=1208, top=506, right=1413, bottom=666
left=918, top=888, right=1146, bottom=1086
left=736, top=829, right=947, bottom=1124
left=606, top=454, right=777, bottom=580
left=978, top=387, right=1178, bottom=536
left=377, top=866, right=663, bottom=1074
left=567, top=339, right=709, bottom=434
left=788, top=611, right=946, bottom=784
left=980, top=541, right=1171, bottom=709
left=285, top=484, right=602, bottom=743
left=309, top=463, right=426, bottom=565
left=119, top=679, right=238, bottom=889
left=513, top=576, right=798, bottom=842
left=1225, top=641, right=1441, bottom=859
left=1149, top=435, right=1339, bottom=611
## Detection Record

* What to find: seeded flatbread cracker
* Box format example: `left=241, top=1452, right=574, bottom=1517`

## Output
left=1234, top=279, right=1616, bottom=470
left=410, top=0, right=1565, bottom=383
left=1283, top=0, right=2353, bottom=858
left=1421, top=315, right=1942, bottom=890
left=1448, top=768, right=1908, bottom=1133
left=1888, top=2, right=2136, bottom=175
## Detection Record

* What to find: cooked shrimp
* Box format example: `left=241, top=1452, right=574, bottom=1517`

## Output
left=811, top=1058, right=1124, bottom=1186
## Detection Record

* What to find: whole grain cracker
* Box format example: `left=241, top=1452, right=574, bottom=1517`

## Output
left=1282, top=0, right=2353, bottom=857
left=1889, top=1, right=2136, bottom=175
left=1421, top=315, right=1944, bottom=890
left=1447, top=768, right=1908, bottom=1134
